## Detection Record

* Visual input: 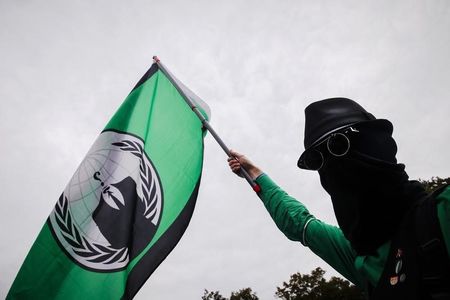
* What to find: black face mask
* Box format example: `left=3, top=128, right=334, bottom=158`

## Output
left=318, top=123, right=426, bottom=255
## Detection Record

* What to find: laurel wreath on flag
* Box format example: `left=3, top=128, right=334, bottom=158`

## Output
left=54, top=194, right=129, bottom=264
left=53, top=139, right=161, bottom=266
left=112, top=140, right=161, bottom=223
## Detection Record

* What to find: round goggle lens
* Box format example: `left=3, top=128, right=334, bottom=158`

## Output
left=303, top=149, right=324, bottom=170
left=327, top=133, right=350, bottom=157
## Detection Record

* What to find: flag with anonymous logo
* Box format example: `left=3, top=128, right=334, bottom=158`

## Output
left=7, top=61, right=210, bottom=299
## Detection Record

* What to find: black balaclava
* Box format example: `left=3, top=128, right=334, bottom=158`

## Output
left=318, top=121, right=427, bottom=255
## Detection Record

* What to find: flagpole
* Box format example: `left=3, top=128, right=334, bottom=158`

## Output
left=153, top=56, right=261, bottom=193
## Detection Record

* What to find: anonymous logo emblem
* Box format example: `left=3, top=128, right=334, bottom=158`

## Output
left=48, top=131, right=163, bottom=271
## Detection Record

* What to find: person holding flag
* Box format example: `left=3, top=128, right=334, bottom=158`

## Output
left=228, top=98, right=450, bottom=299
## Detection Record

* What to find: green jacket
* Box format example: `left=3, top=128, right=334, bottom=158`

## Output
left=255, top=174, right=450, bottom=290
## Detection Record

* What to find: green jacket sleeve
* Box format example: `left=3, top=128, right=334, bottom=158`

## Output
left=255, top=174, right=365, bottom=287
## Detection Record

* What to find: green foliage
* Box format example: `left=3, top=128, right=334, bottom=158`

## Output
left=202, top=289, right=227, bottom=300
left=202, top=288, right=258, bottom=300
left=419, top=176, right=449, bottom=193
left=276, top=267, right=325, bottom=299
left=230, top=288, right=259, bottom=300
left=275, top=267, right=365, bottom=300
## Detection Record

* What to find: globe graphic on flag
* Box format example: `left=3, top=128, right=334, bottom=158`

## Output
left=48, top=131, right=163, bottom=271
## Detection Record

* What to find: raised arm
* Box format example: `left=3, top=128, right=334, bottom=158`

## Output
left=228, top=150, right=365, bottom=287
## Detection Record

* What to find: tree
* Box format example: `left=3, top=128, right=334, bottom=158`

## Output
left=230, top=288, right=259, bottom=300
left=202, top=289, right=227, bottom=300
left=275, top=267, right=365, bottom=300
left=419, top=176, right=449, bottom=193
left=202, top=288, right=258, bottom=300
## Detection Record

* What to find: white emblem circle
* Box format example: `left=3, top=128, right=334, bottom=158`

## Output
left=48, top=131, right=163, bottom=271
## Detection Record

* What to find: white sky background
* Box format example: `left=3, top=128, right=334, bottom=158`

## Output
left=1, top=0, right=449, bottom=299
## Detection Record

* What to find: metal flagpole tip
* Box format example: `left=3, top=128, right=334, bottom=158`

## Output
left=152, top=56, right=160, bottom=63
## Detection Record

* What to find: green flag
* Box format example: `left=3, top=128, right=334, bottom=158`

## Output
left=7, top=62, right=209, bottom=299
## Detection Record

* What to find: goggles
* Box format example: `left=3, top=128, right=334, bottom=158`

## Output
left=297, top=127, right=359, bottom=170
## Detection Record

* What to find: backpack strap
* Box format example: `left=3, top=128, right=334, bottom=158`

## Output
left=415, top=184, right=450, bottom=300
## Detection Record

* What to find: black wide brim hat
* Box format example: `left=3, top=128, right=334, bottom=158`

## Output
left=297, top=97, right=391, bottom=169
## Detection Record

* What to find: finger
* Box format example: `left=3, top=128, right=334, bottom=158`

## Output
left=231, top=166, right=241, bottom=173
left=231, top=164, right=240, bottom=170
left=227, top=156, right=238, bottom=162
left=231, top=165, right=241, bottom=172
left=229, top=149, right=242, bottom=159
left=228, top=158, right=239, bottom=165
left=230, top=160, right=241, bottom=167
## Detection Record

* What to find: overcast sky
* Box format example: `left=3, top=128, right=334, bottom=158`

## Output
left=1, top=1, right=449, bottom=299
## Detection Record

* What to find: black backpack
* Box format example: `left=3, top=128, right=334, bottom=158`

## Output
left=370, top=185, right=450, bottom=300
